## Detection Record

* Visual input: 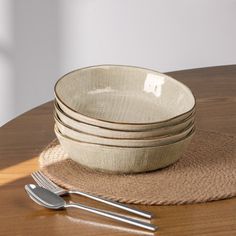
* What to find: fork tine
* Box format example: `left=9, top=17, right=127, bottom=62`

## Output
left=35, top=172, right=57, bottom=191
left=31, top=172, right=46, bottom=188
left=37, top=171, right=64, bottom=193
left=38, top=171, right=62, bottom=190
left=32, top=172, right=56, bottom=191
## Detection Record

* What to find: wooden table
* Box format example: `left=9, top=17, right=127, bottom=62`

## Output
left=0, top=65, right=236, bottom=236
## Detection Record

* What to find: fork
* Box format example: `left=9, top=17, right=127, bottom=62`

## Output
left=31, top=170, right=153, bottom=219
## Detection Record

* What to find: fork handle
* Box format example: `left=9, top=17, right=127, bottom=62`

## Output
left=69, top=190, right=153, bottom=219
left=66, top=203, right=157, bottom=231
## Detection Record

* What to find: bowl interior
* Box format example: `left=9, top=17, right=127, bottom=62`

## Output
left=55, top=65, right=195, bottom=124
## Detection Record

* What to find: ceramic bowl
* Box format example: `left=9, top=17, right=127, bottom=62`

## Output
left=55, top=113, right=194, bottom=147
left=55, top=125, right=195, bottom=173
left=55, top=65, right=195, bottom=131
left=55, top=101, right=195, bottom=139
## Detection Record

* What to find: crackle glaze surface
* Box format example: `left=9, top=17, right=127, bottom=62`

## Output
left=55, top=125, right=195, bottom=173
left=55, top=101, right=195, bottom=139
left=55, top=65, right=195, bottom=127
left=55, top=116, right=194, bottom=148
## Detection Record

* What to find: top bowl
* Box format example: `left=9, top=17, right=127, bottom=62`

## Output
left=55, top=65, right=195, bottom=130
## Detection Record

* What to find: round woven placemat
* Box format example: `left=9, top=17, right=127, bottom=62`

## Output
left=39, top=129, right=236, bottom=205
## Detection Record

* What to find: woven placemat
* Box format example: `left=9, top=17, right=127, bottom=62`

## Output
left=39, top=129, right=236, bottom=205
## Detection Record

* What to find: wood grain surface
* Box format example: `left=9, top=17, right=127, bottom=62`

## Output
left=0, top=65, right=236, bottom=236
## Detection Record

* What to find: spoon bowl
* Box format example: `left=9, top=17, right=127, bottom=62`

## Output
left=25, top=184, right=65, bottom=209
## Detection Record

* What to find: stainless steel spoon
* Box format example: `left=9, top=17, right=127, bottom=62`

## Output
left=25, top=184, right=158, bottom=232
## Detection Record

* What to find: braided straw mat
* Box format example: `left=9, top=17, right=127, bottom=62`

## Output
left=39, top=129, right=236, bottom=205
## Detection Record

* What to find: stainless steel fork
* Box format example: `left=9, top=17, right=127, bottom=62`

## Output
left=31, top=171, right=153, bottom=219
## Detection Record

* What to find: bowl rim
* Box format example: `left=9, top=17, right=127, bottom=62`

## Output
left=54, top=99, right=196, bottom=133
left=54, top=110, right=195, bottom=141
left=54, top=123, right=196, bottom=149
left=54, top=64, right=196, bottom=126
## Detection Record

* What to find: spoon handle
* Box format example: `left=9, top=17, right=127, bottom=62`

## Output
left=69, top=190, right=153, bottom=219
left=66, top=203, right=157, bottom=232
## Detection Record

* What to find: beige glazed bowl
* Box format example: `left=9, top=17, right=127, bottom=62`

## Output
left=55, top=125, right=195, bottom=174
left=55, top=65, right=196, bottom=131
left=55, top=101, right=195, bottom=139
left=55, top=114, right=194, bottom=147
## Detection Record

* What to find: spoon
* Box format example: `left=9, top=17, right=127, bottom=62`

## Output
left=25, top=184, right=158, bottom=232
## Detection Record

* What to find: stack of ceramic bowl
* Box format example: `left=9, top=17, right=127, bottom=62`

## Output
left=54, top=65, right=196, bottom=174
